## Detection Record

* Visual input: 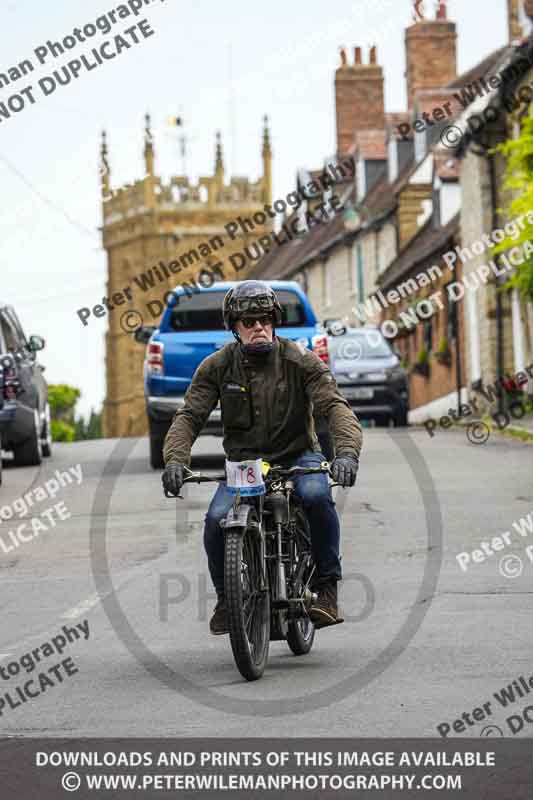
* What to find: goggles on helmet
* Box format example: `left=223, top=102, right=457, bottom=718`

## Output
left=232, top=295, right=274, bottom=314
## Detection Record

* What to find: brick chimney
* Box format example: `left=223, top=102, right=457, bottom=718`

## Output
left=335, top=45, right=385, bottom=157
left=405, top=0, right=457, bottom=109
left=508, top=0, right=522, bottom=40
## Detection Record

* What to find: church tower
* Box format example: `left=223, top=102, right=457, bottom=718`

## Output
left=101, top=115, right=273, bottom=438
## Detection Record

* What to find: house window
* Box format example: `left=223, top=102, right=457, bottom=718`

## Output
left=446, top=281, right=459, bottom=340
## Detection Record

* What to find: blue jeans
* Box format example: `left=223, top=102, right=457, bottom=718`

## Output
left=203, top=450, right=341, bottom=596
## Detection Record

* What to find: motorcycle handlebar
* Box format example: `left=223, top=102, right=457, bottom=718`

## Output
left=164, top=462, right=333, bottom=498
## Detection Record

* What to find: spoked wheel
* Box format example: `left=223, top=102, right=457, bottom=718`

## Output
left=286, top=507, right=316, bottom=656
left=225, top=521, right=270, bottom=681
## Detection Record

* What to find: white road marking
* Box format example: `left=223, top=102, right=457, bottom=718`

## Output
left=1, top=551, right=172, bottom=654
left=62, top=592, right=103, bottom=621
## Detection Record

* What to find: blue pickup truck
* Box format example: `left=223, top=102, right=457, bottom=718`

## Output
left=136, top=281, right=331, bottom=469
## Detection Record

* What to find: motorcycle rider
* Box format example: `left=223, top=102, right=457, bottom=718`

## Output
left=162, top=281, right=362, bottom=635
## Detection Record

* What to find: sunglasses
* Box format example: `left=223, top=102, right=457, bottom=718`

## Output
left=240, top=315, right=273, bottom=329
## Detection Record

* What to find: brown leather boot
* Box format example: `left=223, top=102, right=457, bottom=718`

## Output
left=209, top=597, right=229, bottom=636
left=309, top=579, right=344, bottom=629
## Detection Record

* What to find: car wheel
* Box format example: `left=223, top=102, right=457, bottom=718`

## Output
left=13, top=409, right=43, bottom=467
left=41, top=402, right=53, bottom=457
left=149, top=419, right=169, bottom=470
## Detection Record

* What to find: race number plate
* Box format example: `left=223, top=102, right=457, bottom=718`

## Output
left=225, top=458, right=266, bottom=496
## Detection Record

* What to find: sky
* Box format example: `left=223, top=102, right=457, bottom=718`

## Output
left=0, top=0, right=507, bottom=417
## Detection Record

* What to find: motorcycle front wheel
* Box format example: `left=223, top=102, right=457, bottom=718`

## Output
left=224, top=521, right=270, bottom=681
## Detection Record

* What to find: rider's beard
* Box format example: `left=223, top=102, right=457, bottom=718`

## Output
left=240, top=333, right=276, bottom=356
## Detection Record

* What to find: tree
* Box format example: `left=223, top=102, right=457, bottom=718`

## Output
left=48, top=384, right=80, bottom=441
left=48, top=384, right=80, bottom=423
left=492, top=116, right=533, bottom=299
left=74, top=409, right=102, bottom=440
left=51, top=420, right=76, bottom=442
left=48, top=384, right=102, bottom=441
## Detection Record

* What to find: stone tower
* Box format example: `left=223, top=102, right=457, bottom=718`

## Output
left=101, top=115, right=273, bottom=438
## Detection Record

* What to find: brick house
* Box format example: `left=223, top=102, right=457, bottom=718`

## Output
left=450, top=1, right=533, bottom=406
left=252, top=0, right=533, bottom=420
left=252, top=2, right=462, bottom=334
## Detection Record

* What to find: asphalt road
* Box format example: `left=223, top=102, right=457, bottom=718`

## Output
left=0, top=429, right=532, bottom=738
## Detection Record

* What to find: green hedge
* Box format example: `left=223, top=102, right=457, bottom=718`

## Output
left=51, top=419, right=76, bottom=442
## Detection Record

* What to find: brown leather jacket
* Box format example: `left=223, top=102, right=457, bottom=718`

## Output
left=163, top=336, right=363, bottom=467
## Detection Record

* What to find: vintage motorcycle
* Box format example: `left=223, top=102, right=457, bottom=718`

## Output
left=167, top=459, right=335, bottom=681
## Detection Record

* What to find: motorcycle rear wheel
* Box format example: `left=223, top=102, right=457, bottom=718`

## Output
left=286, top=507, right=316, bottom=656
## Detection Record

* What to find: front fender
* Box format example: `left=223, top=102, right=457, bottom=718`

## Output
left=222, top=503, right=254, bottom=531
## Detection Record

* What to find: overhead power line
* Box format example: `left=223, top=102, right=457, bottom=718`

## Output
left=0, top=154, right=99, bottom=240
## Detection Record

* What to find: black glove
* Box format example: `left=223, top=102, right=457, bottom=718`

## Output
left=162, top=463, right=184, bottom=496
left=331, top=455, right=359, bottom=487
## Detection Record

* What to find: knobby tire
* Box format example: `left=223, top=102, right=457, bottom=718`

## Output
left=225, top=526, right=270, bottom=681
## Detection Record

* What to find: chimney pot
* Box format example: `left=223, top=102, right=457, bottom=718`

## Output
left=507, top=0, right=523, bottom=40
left=369, top=45, right=377, bottom=64
left=413, top=0, right=424, bottom=22
left=340, top=47, right=348, bottom=67
left=354, top=46, right=362, bottom=65
left=405, top=4, right=457, bottom=108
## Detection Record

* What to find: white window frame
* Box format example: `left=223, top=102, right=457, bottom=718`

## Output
left=414, top=128, right=426, bottom=163
left=356, top=157, right=366, bottom=200
left=388, top=138, right=399, bottom=183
